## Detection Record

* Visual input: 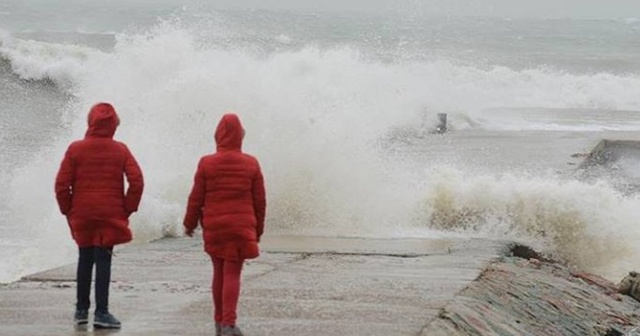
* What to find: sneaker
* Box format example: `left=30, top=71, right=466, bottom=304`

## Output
left=221, top=325, right=244, bottom=336
left=93, top=311, right=122, bottom=329
left=74, top=309, right=88, bottom=325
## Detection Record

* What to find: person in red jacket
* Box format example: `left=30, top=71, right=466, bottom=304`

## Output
left=184, top=113, right=266, bottom=336
left=55, top=102, right=144, bottom=329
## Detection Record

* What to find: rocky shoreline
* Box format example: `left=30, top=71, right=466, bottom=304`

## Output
left=423, top=245, right=640, bottom=336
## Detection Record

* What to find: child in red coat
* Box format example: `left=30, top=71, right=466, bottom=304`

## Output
left=55, top=102, right=144, bottom=329
left=184, top=113, right=266, bottom=336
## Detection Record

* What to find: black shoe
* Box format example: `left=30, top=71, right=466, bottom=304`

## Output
left=74, top=309, right=88, bottom=325
left=221, top=325, right=244, bottom=336
left=93, top=311, right=121, bottom=329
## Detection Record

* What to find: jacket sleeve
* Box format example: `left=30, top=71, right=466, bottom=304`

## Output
left=252, top=162, right=266, bottom=240
left=54, top=147, right=75, bottom=215
left=123, top=145, right=144, bottom=215
left=184, top=158, right=206, bottom=231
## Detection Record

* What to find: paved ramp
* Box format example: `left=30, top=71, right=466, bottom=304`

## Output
left=0, top=236, right=508, bottom=336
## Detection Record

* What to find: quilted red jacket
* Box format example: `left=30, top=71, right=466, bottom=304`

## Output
left=184, top=113, right=266, bottom=260
left=55, top=103, right=144, bottom=247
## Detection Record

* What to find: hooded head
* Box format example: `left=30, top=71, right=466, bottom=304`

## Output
left=215, top=113, right=244, bottom=151
left=86, top=103, right=120, bottom=138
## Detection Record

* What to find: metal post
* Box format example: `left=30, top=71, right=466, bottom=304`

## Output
left=436, top=113, right=447, bottom=134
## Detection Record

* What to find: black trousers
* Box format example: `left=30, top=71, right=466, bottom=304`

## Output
left=76, top=246, right=113, bottom=313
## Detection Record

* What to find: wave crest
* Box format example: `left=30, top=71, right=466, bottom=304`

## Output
left=0, top=30, right=101, bottom=88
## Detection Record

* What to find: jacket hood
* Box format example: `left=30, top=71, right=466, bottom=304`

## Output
left=215, top=113, right=243, bottom=151
left=86, top=103, right=119, bottom=138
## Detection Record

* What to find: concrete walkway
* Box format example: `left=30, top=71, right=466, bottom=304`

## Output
left=0, top=235, right=509, bottom=336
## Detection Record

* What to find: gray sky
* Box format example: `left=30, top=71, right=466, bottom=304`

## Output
left=9, top=0, right=640, bottom=19
left=203, top=0, right=640, bottom=18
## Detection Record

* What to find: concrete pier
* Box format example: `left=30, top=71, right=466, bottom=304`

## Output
left=2, top=235, right=639, bottom=336
left=0, top=236, right=508, bottom=336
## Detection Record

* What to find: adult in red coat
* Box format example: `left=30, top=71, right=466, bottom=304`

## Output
left=184, top=113, right=266, bottom=336
left=55, top=102, right=144, bottom=329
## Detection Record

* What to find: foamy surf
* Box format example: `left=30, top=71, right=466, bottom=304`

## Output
left=412, top=167, right=640, bottom=279
left=1, top=20, right=640, bottom=283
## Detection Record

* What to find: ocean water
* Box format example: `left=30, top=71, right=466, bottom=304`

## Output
left=2, top=1, right=640, bottom=283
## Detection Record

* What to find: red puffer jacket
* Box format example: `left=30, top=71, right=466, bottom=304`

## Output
left=55, top=103, right=144, bottom=247
left=184, top=113, right=266, bottom=261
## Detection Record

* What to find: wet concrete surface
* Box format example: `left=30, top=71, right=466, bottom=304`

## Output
left=0, top=235, right=508, bottom=336
left=3, top=235, right=639, bottom=336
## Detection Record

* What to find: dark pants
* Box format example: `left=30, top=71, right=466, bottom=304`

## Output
left=76, top=246, right=113, bottom=313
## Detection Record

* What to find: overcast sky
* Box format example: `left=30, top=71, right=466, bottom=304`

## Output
left=8, top=0, right=640, bottom=19
left=199, top=0, right=640, bottom=18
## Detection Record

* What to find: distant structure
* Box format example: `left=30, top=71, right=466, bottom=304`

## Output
left=435, top=113, right=447, bottom=134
